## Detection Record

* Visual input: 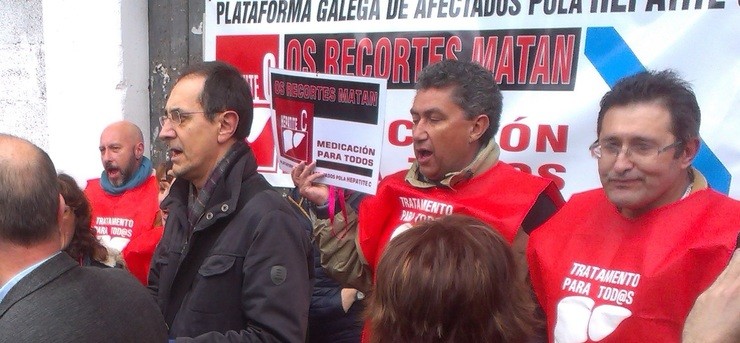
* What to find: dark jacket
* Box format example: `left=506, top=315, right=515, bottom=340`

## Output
left=290, top=189, right=363, bottom=343
left=308, top=253, right=363, bottom=343
left=0, top=253, right=167, bottom=343
left=149, top=149, right=313, bottom=342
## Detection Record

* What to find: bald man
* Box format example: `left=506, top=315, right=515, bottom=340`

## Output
left=84, top=121, right=162, bottom=284
left=0, top=134, right=167, bottom=342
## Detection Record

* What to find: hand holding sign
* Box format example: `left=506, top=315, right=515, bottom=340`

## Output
left=292, top=161, right=329, bottom=206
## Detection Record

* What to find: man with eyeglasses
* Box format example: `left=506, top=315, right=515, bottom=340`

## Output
left=527, top=70, right=740, bottom=342
left=150, top=61, right=313, bottom=342
left=84, top=120, right=161, bottom=283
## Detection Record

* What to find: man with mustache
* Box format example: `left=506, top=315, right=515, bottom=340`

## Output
left=293, top=59, right=564, bottom=293
left=527, top=70, right=740, bottom=342
left=84, top=121, right=161, bottom=283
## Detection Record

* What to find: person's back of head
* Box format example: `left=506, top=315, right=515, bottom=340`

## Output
left=415, top=59, right=503, bottom=143
left=366, top=214, right=540, bottom=343
left=0, top=134, right=60, bottom=247
left=176, top=61, right=254, bottom=140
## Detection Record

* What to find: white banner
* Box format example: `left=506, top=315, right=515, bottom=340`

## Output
left=204, top=0, right=739, bottom=199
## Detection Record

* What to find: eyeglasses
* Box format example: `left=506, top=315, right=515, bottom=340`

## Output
left=589, top=140, right=683, bottom=160
left=159, top=109, right=206, bottom=127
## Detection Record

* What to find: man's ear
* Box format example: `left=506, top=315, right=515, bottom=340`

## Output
left=57, top=194, right=66, bottom=231
left=680, top=136, right=701, bottom=168
left=469, top=114, right=490, bottom=142
left=135, top=141, right=145, bottom=160
left=217, top=110, right=239, bottom=144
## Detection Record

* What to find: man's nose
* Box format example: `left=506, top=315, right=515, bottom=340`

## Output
left=411, top=122, right=427, bottom=142
left=102, top=149, right=113, bottom=163
left=612, top=149, right=634, bottom=173
left=159, top=123, right=175, bottom=140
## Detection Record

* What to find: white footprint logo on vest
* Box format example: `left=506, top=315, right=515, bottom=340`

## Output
left=554, top=296, right=632, bottom=342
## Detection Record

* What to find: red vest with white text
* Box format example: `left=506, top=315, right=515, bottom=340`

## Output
left=527, top=188, right=740, bottom=343
left=359, top=161, right=563, bottom=270
left=85, top=176, right=160, bottom=284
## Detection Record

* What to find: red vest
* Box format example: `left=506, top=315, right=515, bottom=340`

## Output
left=358, top=161, right=563, bottom=270
left=84, top=176, right=160, bottom=284
left=528, top=188, right=740, bottom=343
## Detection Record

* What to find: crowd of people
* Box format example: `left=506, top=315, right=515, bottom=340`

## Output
left=0, top=59, right=738, bottom=343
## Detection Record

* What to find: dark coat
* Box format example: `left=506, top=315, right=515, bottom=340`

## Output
left=0, top=253, right=167, bottom=343
left=308, top=252, right=363, bottom=343
left=149, top=149, right=313, bottom=342
left=290, top=188, right=363, bottom=343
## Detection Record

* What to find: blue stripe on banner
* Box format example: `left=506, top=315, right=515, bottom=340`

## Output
left=584, top=27, right=644, bottom=88
left=584, top=27, right=731, bottom=194
left=694, top=142, right=731, bottom=194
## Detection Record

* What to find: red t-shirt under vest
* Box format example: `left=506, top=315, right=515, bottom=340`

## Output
left=358, top=161, right=563, bottom=271
left=528, top=188, right=740, bottom=343
left=85, top=176, right=161, bottom=284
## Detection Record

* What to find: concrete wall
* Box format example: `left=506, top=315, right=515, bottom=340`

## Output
left=0, top=0, right=149, bottom=187
left=0, top=0, right=47, bottom=149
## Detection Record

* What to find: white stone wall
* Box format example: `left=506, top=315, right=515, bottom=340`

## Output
left=0, top=0, right=47, bottom=149
left=0, top=0, right=149, bottom=187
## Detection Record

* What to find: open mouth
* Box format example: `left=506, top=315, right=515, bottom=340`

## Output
left=105, top=167, right=121, bottom=177
left=415, top=148, right=433, bottom=163
left=168, top=148, right=183, bottom=160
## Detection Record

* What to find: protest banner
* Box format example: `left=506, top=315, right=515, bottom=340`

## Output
left=204, top=0, right=739, bottom=198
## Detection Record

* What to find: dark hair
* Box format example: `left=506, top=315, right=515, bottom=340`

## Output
left=57, top=174, right=109, bottom=264
left=366, top=214, right=540, bottom=343
left=598, top=70, right=700, bottom=157
left=0, top=134, right=60, bottom=246
left=176, top=61, right=254, bottom=140
left=155, top=161, right=174, bottom=185
left=415, top=60, right=503, bottom=143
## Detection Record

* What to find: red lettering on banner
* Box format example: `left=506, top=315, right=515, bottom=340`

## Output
left=429, top=36, right=445, bottom=64
left=389, top=119, right=413, bottom=146
left=553, top=35, right=576, bottom=84
left=341, top=38, right=357, bottom=75
left=472, top=36, right=500, bottom=71
left=325, top=39, right=340, bottom=74
left=530, top=36, right=551, bottom=84
left=500, top=119, right=531, bottom=152
left=501, top=120, right=569, bottom=153
left=495, top=36, right=516, bottom=84
left=375, top=37, right=392, bottom=79
left=411, top=37, right=428, bottom=78
left=517, top=35, right=537, bottom=84
left=357, top=37, right=373, bottom=77
left=393, top=38, right=411, bottom=84
left=284, top=30, right=579, bottom=89
left=287, top=38, right=317, bottom=72
left=536, top=124, right=568, bottom=152
left=471, top=33, right=577, bottom=87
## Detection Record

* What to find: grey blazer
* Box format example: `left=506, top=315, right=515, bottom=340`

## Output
left=0, top=253, right=167, bottom=343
